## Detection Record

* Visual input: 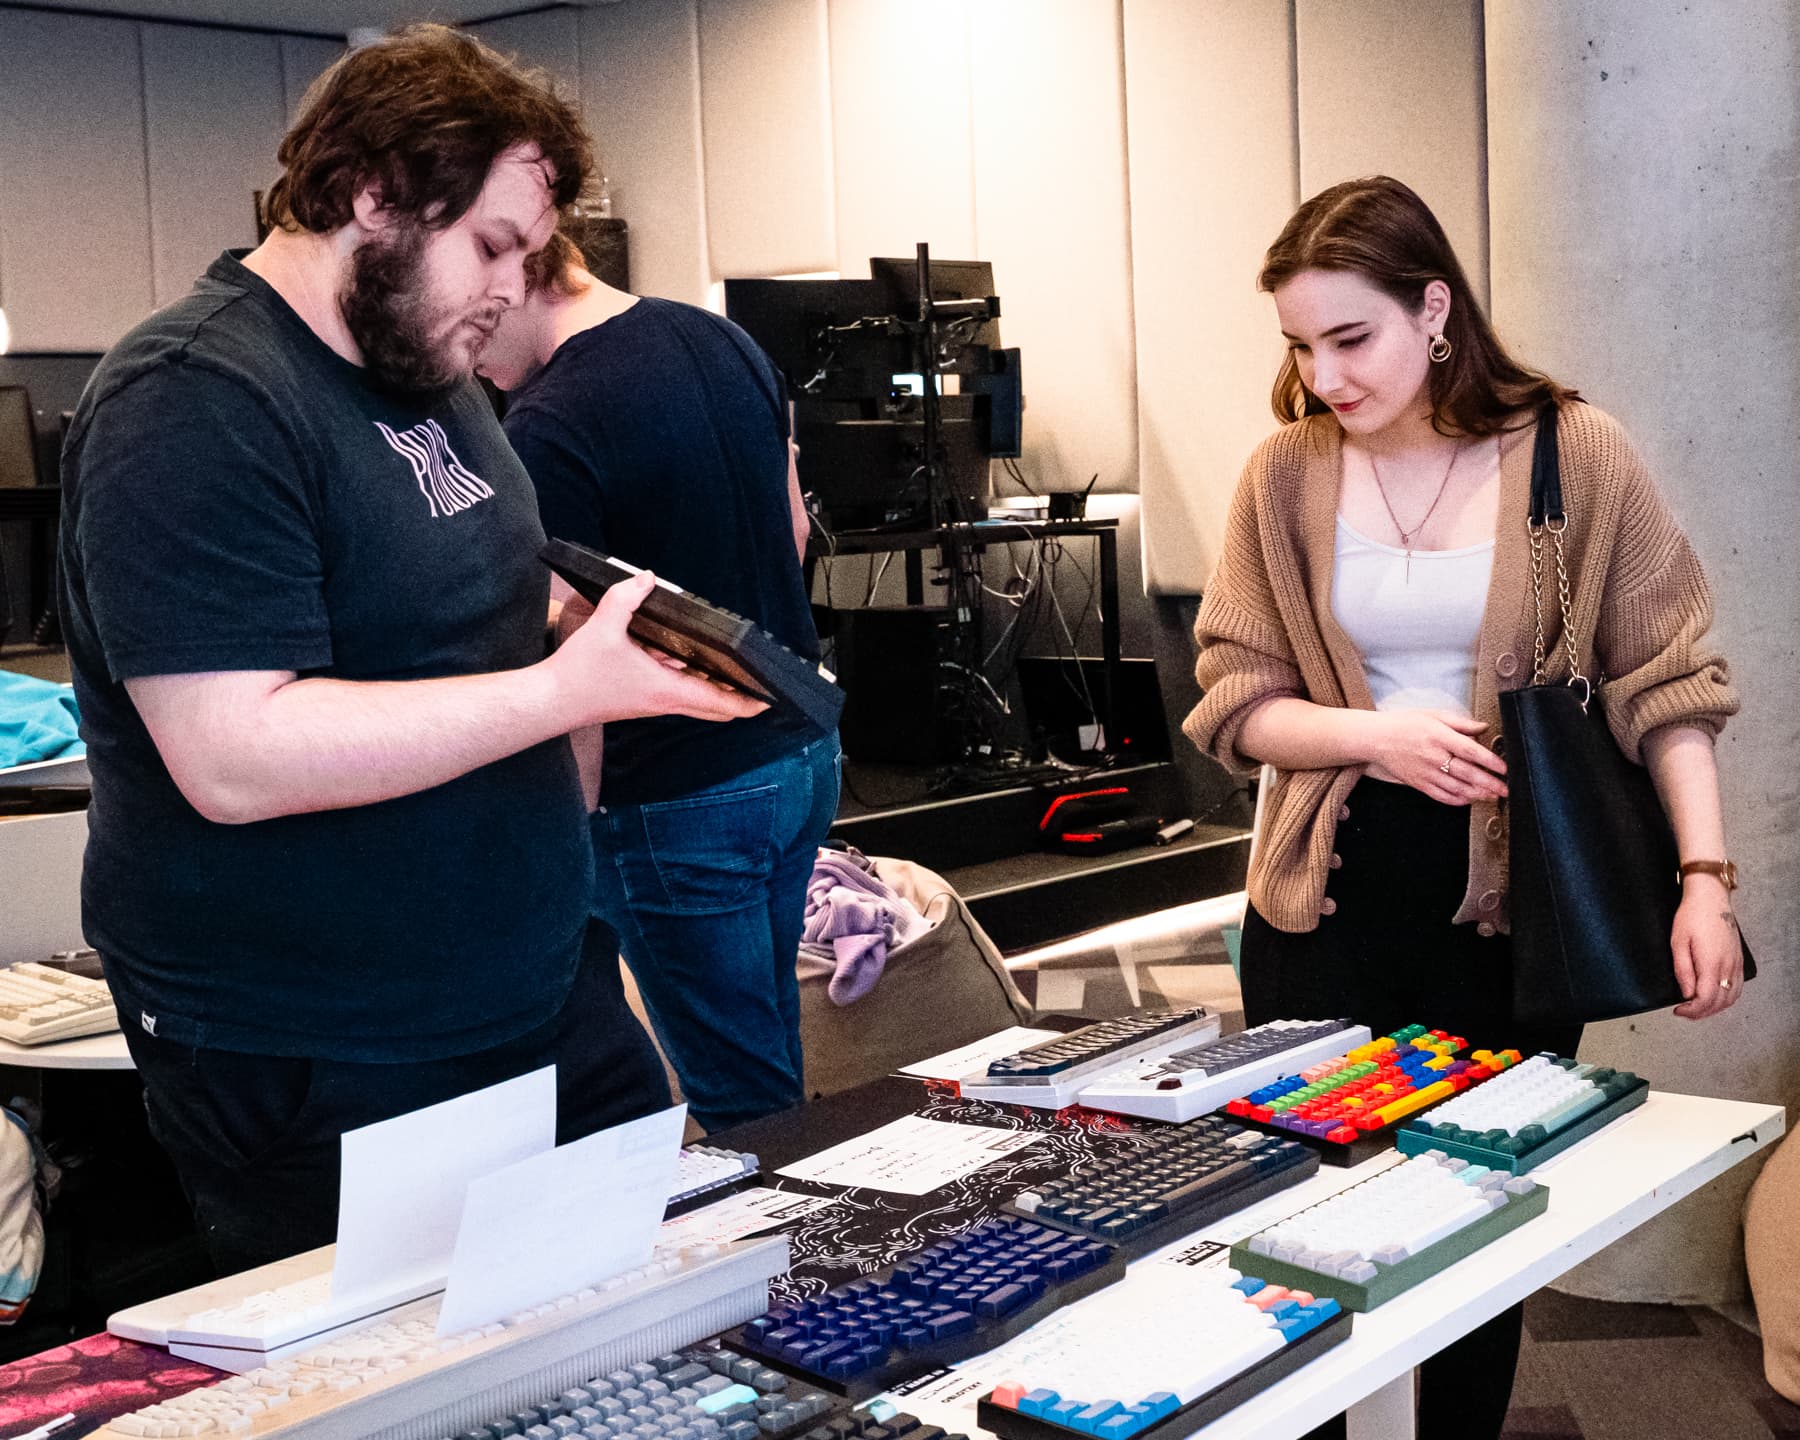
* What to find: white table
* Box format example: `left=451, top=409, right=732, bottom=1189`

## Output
left=0, top=1027, right=132, bottom=1070
left=902, top=1090, right=1785, bottom=1440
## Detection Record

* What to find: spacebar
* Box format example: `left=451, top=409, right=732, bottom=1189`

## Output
left=1158, top=1161, right=1256, bottom=1209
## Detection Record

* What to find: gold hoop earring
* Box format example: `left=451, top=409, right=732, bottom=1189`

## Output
left=1428, top=334, right=1453, bottom=363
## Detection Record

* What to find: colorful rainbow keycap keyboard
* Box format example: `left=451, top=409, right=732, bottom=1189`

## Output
left=1223, top=1026, right=1523, bottom=1164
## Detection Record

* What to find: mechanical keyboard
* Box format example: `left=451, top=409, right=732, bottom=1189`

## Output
left=956, top=1009, right=1221, bottom=1111
left=1224, top=1026, right=1522, bottom=1165
left=95, top=1239, right=787, bottom=1439
left=0, top=960, right=119, bottom=1044
left=112, top=1157, right=778, bottom=1370
left=720, top=1216, right=1124, bottom=1401
left=668, top=1146, right=761, bottom=1217
left=1002, top=1116, right=1317, bottom=1258
left=976, top=1260, right=1349, bottom=1440
left=1074, top=1019, right=1373, bottom=1123
left=1396, top=1053, right=1649, bottom=1173
left=543, top=539, right=844, bottom=736
left=1229, top=1152, right=1549, bottom=1310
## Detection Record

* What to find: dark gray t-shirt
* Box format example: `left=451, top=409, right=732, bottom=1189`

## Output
left=59, top=252, right=591, bottom=1061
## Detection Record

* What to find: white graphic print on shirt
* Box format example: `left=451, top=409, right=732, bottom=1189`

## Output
left=376, top=419, right=496, bottom=518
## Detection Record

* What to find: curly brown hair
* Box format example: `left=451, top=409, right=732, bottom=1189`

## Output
left=1259, top=176, right=1577, bottom=436
left=263, top=24, right=593, bottom=235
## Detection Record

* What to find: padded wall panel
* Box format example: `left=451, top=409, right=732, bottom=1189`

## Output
left=472, top=8, right=582, bottom=101
left=1124, top=0, right=1297, bottom=596
left=698, top=0, right=836, bottom=276
left=580, top=0, right=709, bottom=303
left=0, top=10, right=153, bottom=351
left=1294, top=0, right=1488, bottom=306
left=142, top=25, right=286, bottom=306
left=1488, top=0, right=1800, bottom=1305
left=826, top=0, right=977, bottom=275
left=967, top=0, right=1136, bottom=495
left=279, top=36, right=344, bottom=128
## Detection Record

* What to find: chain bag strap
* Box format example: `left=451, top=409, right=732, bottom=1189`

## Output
left=1502, top=402, right=1753, bottom=1024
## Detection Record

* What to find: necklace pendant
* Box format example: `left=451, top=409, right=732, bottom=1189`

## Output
left=1404, top=546, right=1412, bottom=584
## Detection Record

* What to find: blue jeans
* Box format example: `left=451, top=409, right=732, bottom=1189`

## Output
left=591, top=734, right=841, bottom=1132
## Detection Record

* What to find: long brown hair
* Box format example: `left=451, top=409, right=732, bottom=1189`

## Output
left=1259, top=176, right=1576, bottom=435
left=264, top=24, right=592, bottom=235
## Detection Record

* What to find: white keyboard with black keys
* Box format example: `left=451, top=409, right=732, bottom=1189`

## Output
left=97, top=1239, right=787, bottom=1438
left=958, top=1009, right=1221, bottom=1110
left=1075, top=1019, right=1373, bottom=1123
left=0, top=961, right=119, bottom=1044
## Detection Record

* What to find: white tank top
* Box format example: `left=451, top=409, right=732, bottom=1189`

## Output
left=1331, top=514, right=1494, bottom=715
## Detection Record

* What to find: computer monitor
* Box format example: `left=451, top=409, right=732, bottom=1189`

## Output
left=868, top=258, right=1001, bottom=355
left=722, top=279, right=901, bottom=401
left=724, top=262, right=1018, bottom=529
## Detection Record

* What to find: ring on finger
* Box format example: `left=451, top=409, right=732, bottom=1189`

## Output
left=1440, top=757, right=1454, bottom=775
left=1720, top=977, right=1732, bottom=990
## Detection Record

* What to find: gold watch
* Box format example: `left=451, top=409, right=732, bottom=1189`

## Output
left=1677, top=859, right=1738, bottom=891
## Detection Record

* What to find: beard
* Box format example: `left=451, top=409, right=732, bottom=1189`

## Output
left=341, top=221, right=471, bottom=398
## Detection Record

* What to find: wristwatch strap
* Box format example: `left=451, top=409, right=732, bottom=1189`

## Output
left=1678, top=859, right=1738, bottom=891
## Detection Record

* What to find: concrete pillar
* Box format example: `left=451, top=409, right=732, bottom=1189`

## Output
left=1487, top=1, right=1800, bottom=1305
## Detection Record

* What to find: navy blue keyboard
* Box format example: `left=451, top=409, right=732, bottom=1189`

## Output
left=720, top=1218, right=1124, bottom=1400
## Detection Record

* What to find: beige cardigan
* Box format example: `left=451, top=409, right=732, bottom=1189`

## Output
left=1183, top=403, right=1737, bottom=935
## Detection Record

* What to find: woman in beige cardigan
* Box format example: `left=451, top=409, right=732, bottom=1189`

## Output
left=1186, top=176, right=1741, bottom=1440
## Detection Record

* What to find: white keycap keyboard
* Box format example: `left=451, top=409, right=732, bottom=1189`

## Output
left=976, top=1258, right=1349, bottom=1440
left=1075, top=1020, right=1374, bottom=1123
left=669, top=1145, right=759, bottom=1213
left=167, top=1268, right=445, bottom=1360
left=0, top=961, right=119, bottom=1044
left=957, top=1009, right=1223, bottom=1111
left=97, top=1237, right=786, bottom=1439
left=112, top=1156, right=772, bottom=1371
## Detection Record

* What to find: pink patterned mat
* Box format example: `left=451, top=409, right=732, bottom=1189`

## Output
left=0, top=1332, right=219, bottom=1438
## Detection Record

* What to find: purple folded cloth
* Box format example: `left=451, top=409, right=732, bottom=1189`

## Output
left=801, top=849, right=931, bottom=1005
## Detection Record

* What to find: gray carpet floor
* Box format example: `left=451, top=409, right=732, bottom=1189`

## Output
left=1505, top=1291, right=1800, bottom=1439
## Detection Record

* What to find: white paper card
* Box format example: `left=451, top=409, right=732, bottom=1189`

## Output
left=776, top=1114, right=1043, bottom=1195
left=332, top=1067, right=556, bottom=1305
left=898, top=1027, right=1061, bottom=1082
left=436, top=1103, right=686, bottom=1335
left=658, top=1187, right=835, bottom=1247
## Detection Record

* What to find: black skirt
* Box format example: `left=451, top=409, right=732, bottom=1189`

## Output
left=1241, top=777, right=1583, bottom=1062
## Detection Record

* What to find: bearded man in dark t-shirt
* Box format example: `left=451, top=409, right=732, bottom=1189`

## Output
left=58, top=27, right=763, bottom=1273
left=477, top=231, right=841, bottom=1133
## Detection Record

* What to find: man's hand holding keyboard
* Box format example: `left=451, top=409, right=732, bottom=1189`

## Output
left=549, top=568, right=769, bottom=725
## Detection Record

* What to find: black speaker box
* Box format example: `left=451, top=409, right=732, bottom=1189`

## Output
left=832, top=606, right=947, bottom=764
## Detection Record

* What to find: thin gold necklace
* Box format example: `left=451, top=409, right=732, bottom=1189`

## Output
left=1367, top=439, right=1464, bottom=582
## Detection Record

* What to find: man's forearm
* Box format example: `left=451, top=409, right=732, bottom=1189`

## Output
left=147, top=666, right=570, bottom=824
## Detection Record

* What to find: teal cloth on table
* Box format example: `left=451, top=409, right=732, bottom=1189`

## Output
left=0, top=670, right=84, bottom=768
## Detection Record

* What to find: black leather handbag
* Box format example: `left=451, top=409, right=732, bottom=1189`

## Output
left=1501, top=403, right=1754, bottom=1024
